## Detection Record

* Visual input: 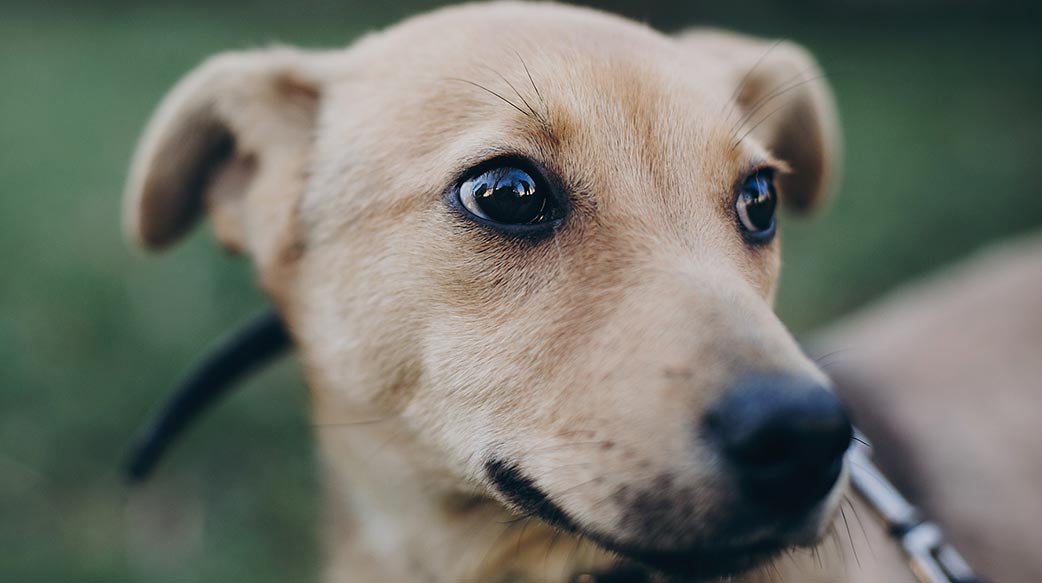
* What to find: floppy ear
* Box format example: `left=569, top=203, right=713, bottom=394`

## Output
left=678, top=30, right=841, bottom=212
left=123, top=47, right=323, bottom=264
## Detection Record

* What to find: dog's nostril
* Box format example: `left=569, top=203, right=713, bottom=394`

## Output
left=704, top=375, right=853, bottom=506
left=719, top=398, right=851, bottom=468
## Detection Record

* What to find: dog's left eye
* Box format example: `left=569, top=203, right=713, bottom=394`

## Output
left=736, top=169, right=778, bottom=241
left=458, top=167, right=550, bottom=225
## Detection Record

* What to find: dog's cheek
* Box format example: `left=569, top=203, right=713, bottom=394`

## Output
left=723, top=230, right=783, bottom=304
left=759, top=236, right=783, bottom=303
left=284, top=222, right=432, bottom=408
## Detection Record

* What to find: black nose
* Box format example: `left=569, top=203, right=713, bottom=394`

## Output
left=704, top=375, right=853, bottom=509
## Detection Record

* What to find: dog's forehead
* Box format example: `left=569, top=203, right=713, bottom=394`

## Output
left=307, top=3, right=765, bottom=235
left=337, top=2, right=742, bottom=127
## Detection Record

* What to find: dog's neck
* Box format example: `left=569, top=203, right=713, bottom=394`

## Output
left=310, top=404, right=911, bottom=583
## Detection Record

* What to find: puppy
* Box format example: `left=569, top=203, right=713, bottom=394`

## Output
left=123, top=3, right=913, bottom=581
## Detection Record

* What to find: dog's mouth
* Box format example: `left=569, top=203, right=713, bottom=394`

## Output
left=487, top=458, right=826, bottom=582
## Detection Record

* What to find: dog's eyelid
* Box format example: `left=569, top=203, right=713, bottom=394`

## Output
left=451, top=151, right=558, bottom=184
left=762, top=161, right=791, bottom=177
left=450, top=148, right=526, bottom=183
left=742, top=156, right=788, bottom=180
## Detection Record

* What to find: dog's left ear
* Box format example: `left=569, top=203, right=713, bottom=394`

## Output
left=678, top=30, right=841, bottom=212
left=123, top=47, right=325, bottom=267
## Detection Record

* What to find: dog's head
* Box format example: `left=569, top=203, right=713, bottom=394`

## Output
left=124, top=3, right=847, bottom=580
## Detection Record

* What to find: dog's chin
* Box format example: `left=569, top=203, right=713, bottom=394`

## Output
left=610, top=541, right=783, bottom=582
left=580, top=506, right=834, bottom=582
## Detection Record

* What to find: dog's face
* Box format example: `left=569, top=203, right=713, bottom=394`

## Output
left=125, top=3, right=847, bottom=580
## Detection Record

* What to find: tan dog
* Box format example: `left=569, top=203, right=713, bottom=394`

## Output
left=123, top=3, right=915, bottom=581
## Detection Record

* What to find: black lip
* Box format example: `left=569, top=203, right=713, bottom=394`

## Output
left=485, top=458, right=577, bottom=531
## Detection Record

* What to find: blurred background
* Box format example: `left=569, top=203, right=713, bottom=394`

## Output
left=1, top=0, right=1039, bottom=581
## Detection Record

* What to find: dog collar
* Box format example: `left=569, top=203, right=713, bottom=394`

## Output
left=848, top=433, right=984, bottom=583
left=124, top=309, right=291, bottom=480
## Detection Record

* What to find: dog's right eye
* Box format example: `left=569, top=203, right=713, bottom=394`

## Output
left=458, top=166, right=553, bottom=226
left=735, top=168, right=778, bottom=243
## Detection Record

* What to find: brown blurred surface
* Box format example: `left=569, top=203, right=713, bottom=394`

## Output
left=820, top=232, right=1042, bottom=583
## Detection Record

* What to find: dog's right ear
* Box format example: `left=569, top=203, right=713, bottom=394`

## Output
left=677, top=30, right=841, bottom=213
left=123, top=47, right=324, bottom=264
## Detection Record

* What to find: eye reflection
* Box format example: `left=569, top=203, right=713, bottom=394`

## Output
left=460, top=167, right=548, bottom=225
left=736, top=169, right=777, bottom=238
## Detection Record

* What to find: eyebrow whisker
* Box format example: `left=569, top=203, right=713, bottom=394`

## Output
left=516, top=50, right=546, bottom=112
left=730, top=73, right=828, bottom=151
left=721, top=38, right=783, bottom=124
left=731, top=71, right=827, bottom=136
left=448, top=77, right=533, bottom=119
left=481, top=64, right=543, bottom=123
left=731, top=100, right=790, bottom=151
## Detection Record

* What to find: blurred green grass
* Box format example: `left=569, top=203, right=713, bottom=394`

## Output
left=0, top=1, right=1039, bottom=581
